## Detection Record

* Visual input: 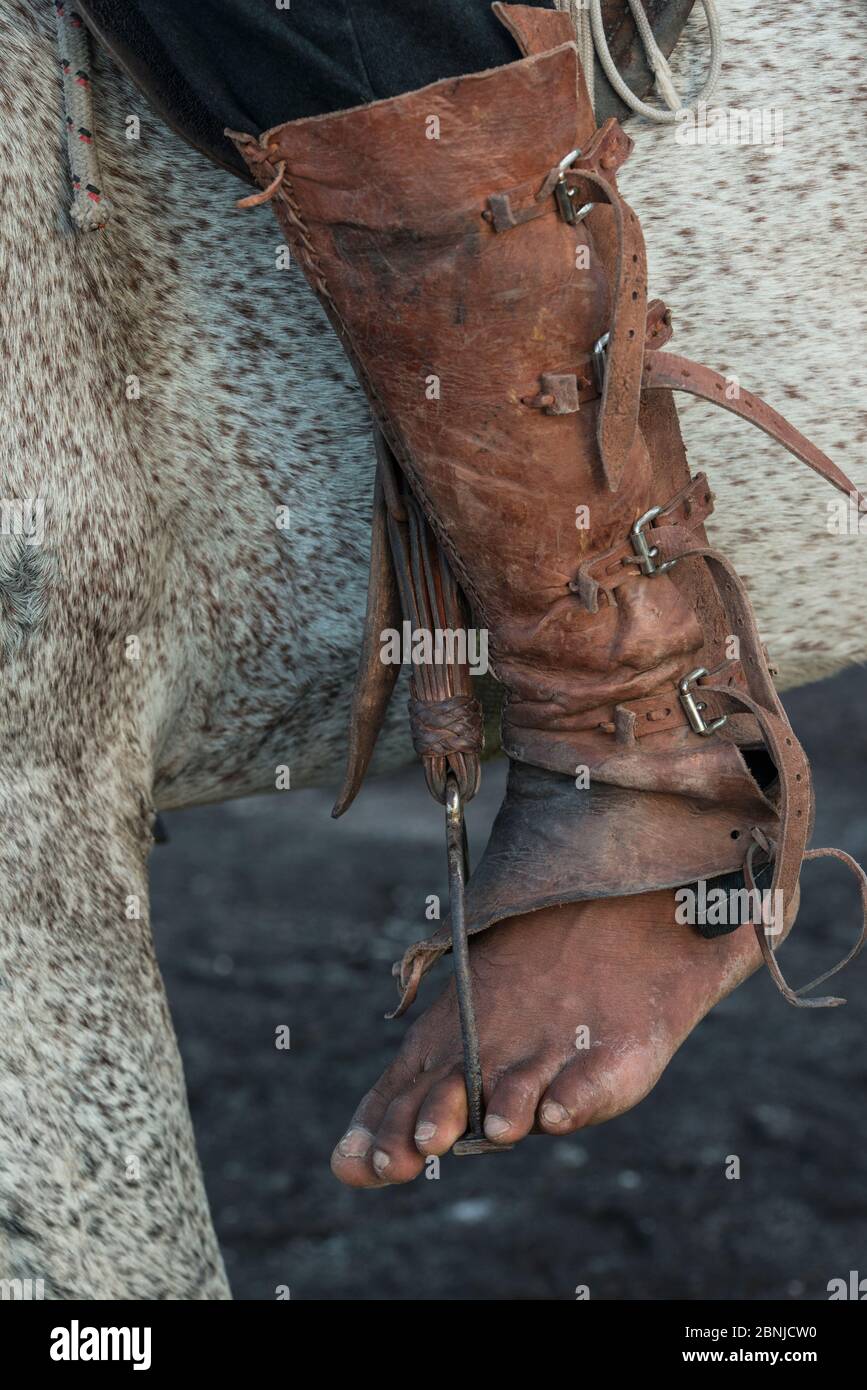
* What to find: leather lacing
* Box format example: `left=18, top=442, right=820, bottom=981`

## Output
left=408, top=695, right=484, bottom=762
left=379, top=442, right=484, bottom=807
left=233, top=140, right=286, bottom=207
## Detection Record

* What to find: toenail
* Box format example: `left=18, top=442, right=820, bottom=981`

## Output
left=540, top=1101, right=570, bottom=1127
left=414, top=1122, right=437, bottom=1144
left=337, top=1127, right=373, bottom=1159
left=484, top=1114, right=512, bottom=1139
left=372, top=1149, right=391, bottom=1175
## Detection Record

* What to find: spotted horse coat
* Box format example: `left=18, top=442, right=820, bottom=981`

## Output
left=1, top=0, right=864, bottom=1298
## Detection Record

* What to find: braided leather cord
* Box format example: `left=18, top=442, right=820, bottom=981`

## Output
left=378, top=443, right=483, bottom=805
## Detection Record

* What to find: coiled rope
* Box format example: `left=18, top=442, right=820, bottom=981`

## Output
left=555, top=0, right=722, bottom=124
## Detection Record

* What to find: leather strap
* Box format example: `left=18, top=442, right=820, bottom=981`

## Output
left=644, top=297, right=674, bottom=349
left=488, top=118, right=647, bottom=492
left=569, top=122, right=647, bottom=493
left=573, top=656, right=743, bottom=744
left=572, top=471, right=714, bottom=612
left=486, top=114, right=633, bottom=232
left=522, top=298, right=673, bottom=419
left=643, top=349, right=867, bottom=507
left=385, top=463, right=482, bottom=806
left=679, top=546, right=787, bottom=714
left=332, top=443, right=402, bottom=818
left=575, top=339, right=865, bottom=613
left=491, top=1, right=577, bottom=60
left=577, top=467, right=867, bottom=1011
left=603, top=536, right=866, bottom=1011
left=705, top=678, right=809, bottom=918
left=614, top=659, right=745, bottom=743
left=679, top=544, right=814, bottom=987
left=745, top=841, right=867, bottom=1009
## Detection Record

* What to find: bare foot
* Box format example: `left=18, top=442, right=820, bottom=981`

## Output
left=331, top=886, right=794, bottom=1187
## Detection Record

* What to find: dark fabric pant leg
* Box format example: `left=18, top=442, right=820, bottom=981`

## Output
left=80, top=0, right=557, bottom=178
left=337, top=0, right=556, bottom=103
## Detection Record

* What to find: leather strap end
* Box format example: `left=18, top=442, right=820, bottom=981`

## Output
left=332, top=461, right=402, bottom=818
left=491, top=2, right=577, bottom=59
left=569, top=567, right=602, bottom=613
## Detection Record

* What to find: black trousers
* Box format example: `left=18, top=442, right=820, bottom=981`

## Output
left=82, top=0, right=556, bottom=178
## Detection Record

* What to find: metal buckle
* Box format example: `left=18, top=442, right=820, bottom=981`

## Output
left=592, top=331, right=610, bottom=392
left=554, top=148, right=595, bottom=226
left=629, top=507, right=678, bottom=577
left=678, top=668, right=728, bottom=737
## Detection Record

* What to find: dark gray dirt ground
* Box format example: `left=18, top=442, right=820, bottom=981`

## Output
left=150, top=667, right=867, bottom=1301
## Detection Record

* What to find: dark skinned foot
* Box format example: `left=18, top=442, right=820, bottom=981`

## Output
left=331, top=884, right=797, bottom=1187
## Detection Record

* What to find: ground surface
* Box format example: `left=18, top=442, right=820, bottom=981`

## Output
left=150, top=668, right=867, bottom=1301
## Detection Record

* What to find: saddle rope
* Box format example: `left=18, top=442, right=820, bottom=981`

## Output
left=557, top=0, right=598, bottom=107
left=555, top=0, right=722, bottom=124
left=52, top=1, right=111, bottom=230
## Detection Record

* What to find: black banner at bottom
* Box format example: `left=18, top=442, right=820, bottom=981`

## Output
left=9, top=1297, right=864, bottom=1375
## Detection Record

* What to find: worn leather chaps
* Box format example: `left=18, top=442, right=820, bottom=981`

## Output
left=229, top=2, right=867, bottom=1022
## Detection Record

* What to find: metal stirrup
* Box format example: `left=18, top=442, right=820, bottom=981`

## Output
left=446, top=776, right=513, bottom=1156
